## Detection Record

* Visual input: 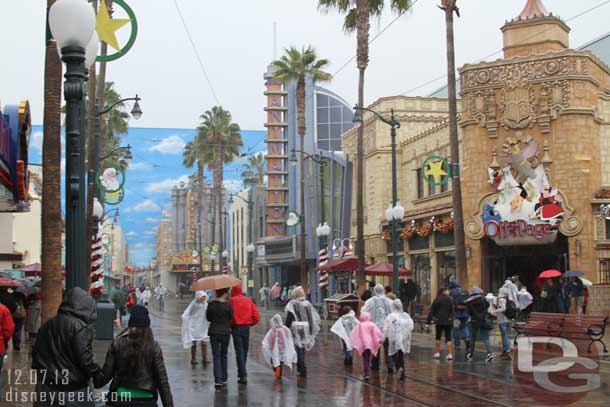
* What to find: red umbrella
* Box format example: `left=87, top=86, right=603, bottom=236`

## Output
left=0, top=277, right=22, bottom=288
left=539, top=269, right=562, bottom=279
left=365, top=262, right=412, bottom=277
left=315, top=257, right=362, bottom=273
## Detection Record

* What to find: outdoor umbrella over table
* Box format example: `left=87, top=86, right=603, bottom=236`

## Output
left=365, top=262, right=412, bottom=277
left=563, top=270, right=584, bottom=278
left=0, top=277, right=22, bottom=288
left=192, top=275, right=241, bottom=291
left=539, top=269, right=562, bottom=279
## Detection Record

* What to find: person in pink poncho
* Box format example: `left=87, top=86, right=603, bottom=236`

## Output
left=348, top=311, right=385, bottom=381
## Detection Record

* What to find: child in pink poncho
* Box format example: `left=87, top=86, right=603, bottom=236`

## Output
left=349, top=311, right=385, bottom=381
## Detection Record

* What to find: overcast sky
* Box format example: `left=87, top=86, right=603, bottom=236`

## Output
left=2, top=0, right=609, bottom=130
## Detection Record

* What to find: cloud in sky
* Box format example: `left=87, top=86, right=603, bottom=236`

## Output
left=126, top=231, right=138, bottom=237
left=60, top=158, right=66, bottom=178
left=149, top=135, right=186, bottom=154
left=134, top=242, right=147, bottom=249
left=133, top=199, right=161, bottom=212
left=128, top=162, right=151, bottom=171
left=31, top=132, right=43, bottom=151
left=146, top=175, right=190, bottom=193
left=145, top=217, right=159, bottom=224
left=223, top=179, right=243, bottom=195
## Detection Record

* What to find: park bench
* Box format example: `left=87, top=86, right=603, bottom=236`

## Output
left=516, top=312, right=608, bottom=353
left=412, top=305, right=431, bottom=332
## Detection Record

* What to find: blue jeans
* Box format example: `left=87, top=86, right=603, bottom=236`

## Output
left=210, top=335, right=230, bottom=384
left=296, top=346, right=306, bottom=374
left=469, top=328, right=492, bottom=355
left=231, top=326, right=250, bottom=379
left=158, top=296, right=164, bottom=311
left=499, top=322, right=511, bottom=353
left=452, top=318, right=470, bottom=347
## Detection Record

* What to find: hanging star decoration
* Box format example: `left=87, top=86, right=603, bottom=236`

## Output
left=425, top=159, right=448, bottom=185
left=96, top=0, right=130, bottom=51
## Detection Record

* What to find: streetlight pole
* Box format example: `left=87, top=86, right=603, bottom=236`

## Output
left=353, top=107, right=402, bottom=292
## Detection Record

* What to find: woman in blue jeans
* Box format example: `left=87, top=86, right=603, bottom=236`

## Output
left=495, top=287, right=513, bottom=360
left=205, top=288, right=233, bottom=389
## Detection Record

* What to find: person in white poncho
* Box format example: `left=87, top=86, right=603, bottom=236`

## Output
left=383, top=299, right=414, bottom=380
left=330, top=306, right=360, bottom=366
left=362, top=284, right=394, bottom=372
left=284, top=286, right=320, bottom=377
left=261, top=314, right=297, bottom=380
left=181, top=291, right=210, bottom=365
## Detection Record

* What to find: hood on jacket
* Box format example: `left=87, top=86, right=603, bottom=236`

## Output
left=359, top=311, right=372, bottom=322
left=470, top=286, right=484, bottom=296
left=195, top=291, right=207, bottom=301
left=499, top=287, right=510, bottom=297
left=270, top=314, right=284, bottom=329
left=391, top=299, right=403, bottom=313
left=449, top=281, right=460, bottom=290
left=291, top=286, right=305, bottom=300
left=231, top=284, right=243, bottom=297
left=58, top=287, right=97, bottom=324
left=373, top=284, right=385, bottom=297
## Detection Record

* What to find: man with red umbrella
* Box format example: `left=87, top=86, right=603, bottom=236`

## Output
left=538, top=270, right=564, bottom=313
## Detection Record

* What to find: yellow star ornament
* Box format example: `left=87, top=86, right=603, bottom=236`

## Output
left=425, top=160, right=448, bottom=185
left=96, top=0, right=130, bottom=51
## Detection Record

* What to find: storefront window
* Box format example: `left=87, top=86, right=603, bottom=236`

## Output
left=408, top=235, right=429, bottom=251
left=411, top=253, right=431, bottom=305
left=435, top=231, right=454, bottom=248
left=437, top=251, right=456, bottom=289
left=416, top=169, right=424, bottom=198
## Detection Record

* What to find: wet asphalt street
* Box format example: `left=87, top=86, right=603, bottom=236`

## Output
left=2, top=296, right=610, bottom=407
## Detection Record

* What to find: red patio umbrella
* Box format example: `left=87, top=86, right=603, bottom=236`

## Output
left=365, top=262, right=412, bottom=277
left=315, top=257, right=362, bottom=273
left=539, top=269, right=562, bottom=279
left=0, top=277, right=22, bottom=288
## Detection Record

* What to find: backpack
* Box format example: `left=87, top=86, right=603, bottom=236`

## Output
left=504, top=299, right=517, bottom=319
left=454, top=288, right=469, bottom=310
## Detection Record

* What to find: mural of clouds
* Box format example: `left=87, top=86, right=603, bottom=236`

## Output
left=145, top=175, right=190, bottom=194
left=126, top=231, right=138, bottom=237
left=128, top=162, right=152, bottom=171
left=31, top=132, right=43, bottom=151
left=145, top=217, right=159, bottom=224
left=133, top=199, right=161, bottom=212
left=148, top=135, right=186, bottom=154
left=223, top=179, right=243, bottom=195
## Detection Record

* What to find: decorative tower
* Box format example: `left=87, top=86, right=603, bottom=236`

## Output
left=264, top=65, right=289, bottom=237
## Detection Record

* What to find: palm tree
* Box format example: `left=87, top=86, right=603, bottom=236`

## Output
left=41, top=0, right=64, bottom=323
left=183, top=137, right=207, bottom=270
left=196, top=107, right=243, bottom=272
left=241, top=152, right=266, bottom=187
left=271, top=46, right=331, bottom=292
left=318, top=0, right=412, bottom=293
left=440, top=0, right=467, bottom=284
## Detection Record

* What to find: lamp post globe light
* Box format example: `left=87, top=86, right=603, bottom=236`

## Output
left=353, top=105, right=402, bottom=292
left=49, top=0, right=98, bottom=290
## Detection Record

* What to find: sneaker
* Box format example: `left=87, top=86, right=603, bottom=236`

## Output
left=466, top=353, right=473, bottom=361
left=502, top=352, right=511, bottom=361
left=446, top=354, right=454, bottom=361
left=238, top=378, right=247, bottom=385
left=485, top=353, right=494, bottom=362
left=433, top=352, right=441, bottom=359
left=214, top=383, right=223, bottom=390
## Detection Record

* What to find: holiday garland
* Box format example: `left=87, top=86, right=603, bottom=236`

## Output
left=383, top=217, right=454, bottom=240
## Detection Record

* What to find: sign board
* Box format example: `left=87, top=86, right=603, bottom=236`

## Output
left=483, top=219, right=557, bottom=246
left=257, top=244, right=265, bottom=257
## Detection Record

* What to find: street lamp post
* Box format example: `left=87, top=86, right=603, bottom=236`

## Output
left=290, top=149, right=328, bottom=296
left=246, top=243, right=255, bottom=296
left=316, top=222, right=331, bottom=299
left=49, top=0, right=98, bottom=290
left=353, top=106, right=402, bottom=292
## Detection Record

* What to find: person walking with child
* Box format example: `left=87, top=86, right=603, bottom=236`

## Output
left=330, top=306, right=360, bottom=366
left=349, top=311, right=385, bottom=381
left=206, top=288, right=233, bottom=389
left=261, top=314, right=297, bottom=380
left=285, top=286, right=320, bottom=377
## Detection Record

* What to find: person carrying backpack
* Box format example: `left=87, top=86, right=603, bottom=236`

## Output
left=449, top=281, right=470, bottom=351
left=495, top=287, right=516, bottom=360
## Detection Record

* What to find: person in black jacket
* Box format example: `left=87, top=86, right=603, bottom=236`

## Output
left=206, top=288, right=233, bottom=389
left=427, top=288, right=455, bottom=361
left=32, top=287, right=101, bottom=407
left=360, top=281, right=375, bottom=302
left=465, top=287, right=494, bottom=362
left=95, top=305, right=173, bottom=407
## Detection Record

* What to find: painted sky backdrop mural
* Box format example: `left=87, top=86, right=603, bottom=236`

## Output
left=29, top=125, right=266, bottom=266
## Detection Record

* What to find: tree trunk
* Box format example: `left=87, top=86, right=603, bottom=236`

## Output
left=443, top=1, right=468, bottom=285
left=296, top=76, right=308, bottom=293
left=217, top=144, right=224, bottom=273
left=209, top=163, right=217, bottom=273
left=85, top=0, right=98, bottom=287
left=41, top=0, right=64, bottom=323
left=355, top=0, right=370, bottom=295
left=197, top=160, right=204, bottom=275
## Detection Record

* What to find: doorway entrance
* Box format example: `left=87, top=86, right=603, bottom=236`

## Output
left=483, top=235, right=569, bottom=293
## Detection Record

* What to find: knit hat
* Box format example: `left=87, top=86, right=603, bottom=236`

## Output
left=128, top=304, right=150, bottom=328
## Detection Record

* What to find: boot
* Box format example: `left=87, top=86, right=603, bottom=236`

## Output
left=201, top=342, right=210, bottom=364
left=433, top=340, right=441, bottom=359
left=191, top=345, right=198, bottom=366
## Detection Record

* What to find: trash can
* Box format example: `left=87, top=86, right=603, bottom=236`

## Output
left=95, top=301, right=115, bottom=340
